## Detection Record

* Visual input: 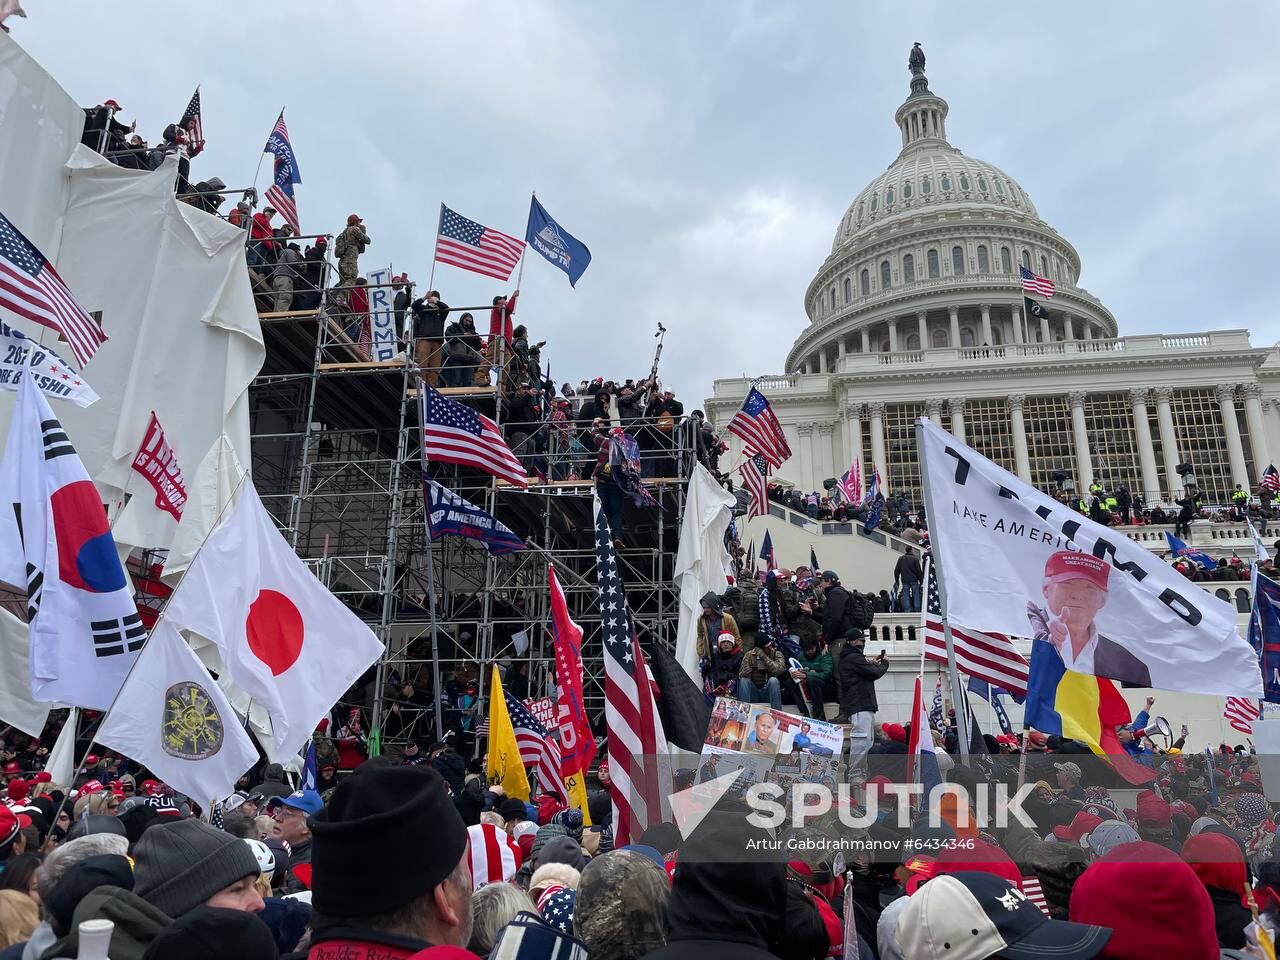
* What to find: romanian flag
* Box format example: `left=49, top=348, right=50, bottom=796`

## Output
left=906, top=675, right=942, bottom=799
left=1023, top=640, right=1156, bottom=784
left=484, top=666, right=531, bottom=801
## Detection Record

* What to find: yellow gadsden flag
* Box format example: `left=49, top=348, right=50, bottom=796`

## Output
left=485, top=666, right=530, bottom=801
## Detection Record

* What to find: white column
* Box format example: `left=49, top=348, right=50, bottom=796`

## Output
left=917, top=310, right=928, bottom=350
left=800, top=359, right=811, bottom=375
left=1063, top=313, right=1076, bottom=341
left=949, top=397, right=966, bottom=443
left=1039, top=310, right=1051, bottom=344
left=1082, top=323, right=1093, bottom=340
left=948, top=306, right=961, bottom=349
left=1244, top=384, right=1270, bottom=479
left=868, top=402, right=887, bottom=480
left=860, top=328, right=871, bottom=353
left=1130, top=388, right=1161, bottom=503
left=837, top=338, right=847, bottom=364
left=843, top=401, right=863, bottom=471
left=1009, top=393, right=1031, bottom=482
left=1011, top=304, right=1024, bottom=345
left=925, top=399, right=944, bottom=427
left=1153, top=386, right=1183, bottom=500
left=1068, top=391, right=1094, bottom=490
left=797, top=423, right=815, bottom=491
left=1218, top=384, right=1251, bottom=491
left=817, top=423, right=836, bottom=484
left=818, top=349, right=828, bottom=374
left=980, top=304, right=993, bottom=345
left=888, top=319, right=899, bottom=353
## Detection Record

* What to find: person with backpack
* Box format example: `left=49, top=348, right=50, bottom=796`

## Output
left=333, top=213, right=370, bottom=289
left=837, top=633, right=888, bottom=777
left=816, top=570, right=872, bottom=646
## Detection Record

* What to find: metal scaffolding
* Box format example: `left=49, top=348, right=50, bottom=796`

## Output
left=247, top=289, right=693, bottom=756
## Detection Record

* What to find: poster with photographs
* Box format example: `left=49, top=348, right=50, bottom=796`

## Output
left=697, top=697, right=845, bottom=792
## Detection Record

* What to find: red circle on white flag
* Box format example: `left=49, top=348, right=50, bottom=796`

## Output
left=246, top=589, right=304, bottom=676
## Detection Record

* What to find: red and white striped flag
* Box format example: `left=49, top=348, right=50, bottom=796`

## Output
left=435, top=204, right=524, bottom=281
left=1019, top=265, right=1055, bottom=299
left=594, top=497, right=672, bottom=845
left=263, top=111, right=301, bottom=236
left=129, top=411, right=188, bottom=521
left=466, top=823, right=521, bottom=890
left=922, top=560, right=1029, bottom=695
left=1261, top=464, right=1280, bottom=493
left=180, top=87, right=204, bottom=157
left=0, top=210, right=106, bottom=367
left=1224, top=696, right=1261, bottom=735
left=505, top=688, right=567, bottom=803
left=738, top=452, right=769, bottom=520
left=420, top=386, right=528, bottom=488
left=727, top=387, right=791, bottom=468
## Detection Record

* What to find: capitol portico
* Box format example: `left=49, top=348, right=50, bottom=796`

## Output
left=707, top=47, right=1280, bottom=506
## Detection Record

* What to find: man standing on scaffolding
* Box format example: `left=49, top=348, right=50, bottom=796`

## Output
left=486, top=289, right=519, bottom=384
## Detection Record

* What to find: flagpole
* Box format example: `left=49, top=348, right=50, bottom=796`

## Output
left=250, top=107, right=284, bottom=204
left=914, top=420, right=970, bottom=765
left=416, top=397, right=446, bottom=740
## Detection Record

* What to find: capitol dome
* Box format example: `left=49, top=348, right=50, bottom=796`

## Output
left=787, top=46, right=1116, bottom=375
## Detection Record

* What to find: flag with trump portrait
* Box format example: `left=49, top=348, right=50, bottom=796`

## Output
left=918, top=417, right=1261, bottom=698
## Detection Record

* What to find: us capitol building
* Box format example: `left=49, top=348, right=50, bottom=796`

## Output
left=707, top=46, right=1278, bottom=506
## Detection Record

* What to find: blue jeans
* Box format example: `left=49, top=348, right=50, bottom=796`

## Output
left=903, top=582, right=922, bottom=612
left=737, top=676, right=781, bottom=709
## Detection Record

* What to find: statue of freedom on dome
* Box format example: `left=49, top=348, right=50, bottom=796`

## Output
left=909, top=42, right=926, bottom=75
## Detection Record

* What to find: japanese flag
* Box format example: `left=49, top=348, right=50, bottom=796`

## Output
left=163, top=482, right=383, bottom=757
left=96, top=620, right=258, bottom=804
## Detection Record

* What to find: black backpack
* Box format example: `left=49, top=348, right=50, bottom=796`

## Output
left=842, top=590, right=875, bottom=634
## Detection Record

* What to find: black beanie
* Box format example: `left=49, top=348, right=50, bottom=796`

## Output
left=310, top=764, right=467, bottom=917
left=143, top=906, right=278, bottom=960
left=48, top=854, right=135, bottom=936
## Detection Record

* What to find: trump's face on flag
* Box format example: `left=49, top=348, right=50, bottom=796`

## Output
left=1041, top=552, right=1109, bottom=657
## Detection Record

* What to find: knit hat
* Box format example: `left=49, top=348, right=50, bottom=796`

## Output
left=552, top=807, right=584, bottom=843
left=48, top=854, right=135, bottom=935
left=133, top=819, right=262, bottom=918
left=1070, top=841, right=1217, bottom=959
left=536, top=835, right=585, bottom=871
left=310, top=764, right=467, bottom=916
left=532, top=822, right=569, bottom=860
left=489, top=911, right=588, bottom=960
left=575, top=851, right=670, bottom=960
left=142, top=906, right=279, bottom=960
left=499, top=797, right=529, bottom=822
left=467, top=822, right=522, bottom=890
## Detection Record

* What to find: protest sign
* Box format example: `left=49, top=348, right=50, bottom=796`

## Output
left=0, top=320, right=98, bottom=407
left=366, top=265, right=398, bottom=362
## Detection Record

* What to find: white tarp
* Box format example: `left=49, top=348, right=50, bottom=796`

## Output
left=673, top=463, right=737, bottom=680
left=0, top=608, right=50, bottom=737
left=0, top=32, right=264, bottom=575
left=919, top=417, right=1262, bottom=697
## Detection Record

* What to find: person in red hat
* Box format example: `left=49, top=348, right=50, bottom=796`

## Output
left=1030, top=550, right=1151, bottom=686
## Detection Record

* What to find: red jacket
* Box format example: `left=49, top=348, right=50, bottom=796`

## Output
left=250, top=213, right=276, bottom=251
left=487, top=290, right=518, bottom=343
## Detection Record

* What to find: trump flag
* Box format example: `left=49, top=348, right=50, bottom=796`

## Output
left=919, top=417, right=1260, bottom=698
left=525, top=196, right=591, bottom=287
left=0, top=371, right=144, bottom=709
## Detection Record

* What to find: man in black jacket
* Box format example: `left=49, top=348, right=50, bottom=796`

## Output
left=893, top=547, right=924, bottom=613
left=838, top=635, right=888, bottom=779
left=410, top=290, right=450, bottom=388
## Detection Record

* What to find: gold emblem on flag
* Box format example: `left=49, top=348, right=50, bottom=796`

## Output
left=161, top=681, right=224, bottom=760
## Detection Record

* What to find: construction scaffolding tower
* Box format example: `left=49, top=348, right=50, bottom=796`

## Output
left=247, top=268, right=694, bottom=756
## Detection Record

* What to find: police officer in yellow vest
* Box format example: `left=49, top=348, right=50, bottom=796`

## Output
left=1232, top=484, right=1250, bottom=518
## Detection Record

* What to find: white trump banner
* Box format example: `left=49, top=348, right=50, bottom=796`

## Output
left=366, top=265, right=397, bottom=362
left=918, top=418, right=1261, bottom=697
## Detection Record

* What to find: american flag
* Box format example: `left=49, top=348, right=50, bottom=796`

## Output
left=922, top=559, right=1029, bottom=695
left=420, top=386, right=528, bottom=488
left=1262, top=464, right=1280, bottom=493
left=1021, top=876, right=1050, bottom=917
left=1224, top=696, right=1261, bottom=735
left=263, top=111, right=301, bottom=235
left=593, top=497, right=672, bottom=845
left=739, top=452, right=769, bottom=519
left=0, top=210, right=105, bottom=366
left=1019, top=265, right=1055, bottom=299
left=836, top=459, right=862, bottom=506
left=727, top=387, right=791, bottom=468
left=435, top=204, right=525, bottom=281
left=505, top=689, right=567, bottom=802
left=180, top=87, right=204, bottom=157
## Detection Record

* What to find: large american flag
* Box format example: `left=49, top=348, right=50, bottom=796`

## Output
left=420, top=386, right=528, bottom=488
left=1262, top=464, right=1280, bottom=493
left=1019, top=265, right=1055, bottom=299
left=435, top=204, right=524, bottom=281
left=180, top=87, right=204, bottom=157
left=727, top=387, right=791, bottom=468
left=836, top=459, right=862, bottom=507
left=1224, top=696, right=1261, bottom=735
left=922, top=559, right=1029, bottom=695
left=505, top=689, right=567, bottom=802
left=739, top=452, right=769, bottom=519
left=593, top=498, right=671, bottom=845
left=263, top=111, right=301, bottom=235
left=0, top=210, right=105, bottom=366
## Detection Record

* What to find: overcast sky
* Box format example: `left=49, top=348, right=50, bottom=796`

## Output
left=14, top=2, right=1280, bottom=412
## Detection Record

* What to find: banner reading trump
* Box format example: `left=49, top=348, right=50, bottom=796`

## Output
left=918, top=418, right=1261, bottom=697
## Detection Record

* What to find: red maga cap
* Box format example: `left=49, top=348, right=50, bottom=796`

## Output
left=1043, top=550, right=1110, bottom=591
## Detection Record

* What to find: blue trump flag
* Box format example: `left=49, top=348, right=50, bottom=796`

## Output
left=1164, top=531, right=1217, bottom=571
left=425, top=478, right=526, bottom=555
left=1249, top=567, right=1280, bottom=703
left=300, top=741, right=318, bottom=791
left=525, top=196, right=591, bottom=287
